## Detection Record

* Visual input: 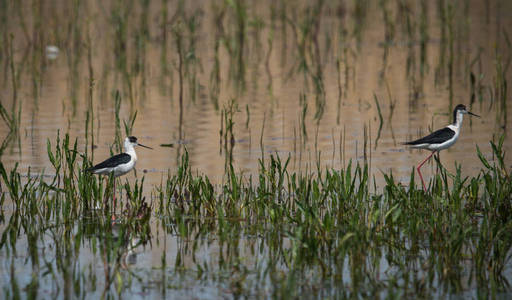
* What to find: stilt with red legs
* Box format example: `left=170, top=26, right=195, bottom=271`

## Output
left=86, top=136, right=152, bottom=221
left=403, top=104, right=480, bottom=192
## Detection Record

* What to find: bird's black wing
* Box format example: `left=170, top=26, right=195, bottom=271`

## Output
left=86, top=153, right=131, bottom=171
left=405, top=127, right=455, bottom=145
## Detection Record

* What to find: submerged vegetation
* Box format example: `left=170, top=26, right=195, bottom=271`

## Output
left=0, top=134, right=511, bottom=298
left=0, top=0, right=511, bottom=298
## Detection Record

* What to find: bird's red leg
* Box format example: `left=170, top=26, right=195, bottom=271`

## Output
left=417, top=151, right=435, bottom=192
left=435, top=151, right=440, bottom=175
left=112, top=179, right=116, bottom=221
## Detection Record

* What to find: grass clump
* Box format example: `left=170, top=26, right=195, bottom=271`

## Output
left=0, top=135, right=511, bottom=298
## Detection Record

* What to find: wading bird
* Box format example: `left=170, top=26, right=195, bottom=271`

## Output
left=404, top=104, right=480, bottom=192
left=87, top=136, right=152, bottom=218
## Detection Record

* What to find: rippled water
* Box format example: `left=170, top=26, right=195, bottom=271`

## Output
left=0, top=0, right=509, bottom=188
left=1, top=0, right=511, bottom=298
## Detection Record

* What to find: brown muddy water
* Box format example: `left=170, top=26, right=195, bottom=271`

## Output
left=1, top=0, right=512, bottom=298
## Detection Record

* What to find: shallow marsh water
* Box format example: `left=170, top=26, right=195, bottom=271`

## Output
left=1, top=0, right=512, bottom=298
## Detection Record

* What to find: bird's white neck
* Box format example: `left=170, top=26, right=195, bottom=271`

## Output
left=453, top=111, right=464, bottom=128
left=124, top=142, right=137, bottom=160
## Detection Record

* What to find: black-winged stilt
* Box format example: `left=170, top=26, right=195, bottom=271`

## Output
left=87, top=136, right=152, bottom=217
left=404, top=104, right=480, bottom=192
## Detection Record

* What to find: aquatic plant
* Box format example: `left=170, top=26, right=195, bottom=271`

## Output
left=0, top=132, right=511, bottom=298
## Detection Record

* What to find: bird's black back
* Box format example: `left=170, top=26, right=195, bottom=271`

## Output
left=86, top=153, right=131, bottom=171
left=405, top=127, right=455, bottom=145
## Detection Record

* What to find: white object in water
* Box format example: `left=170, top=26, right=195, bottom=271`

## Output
left=46, top=45, right=59, bottom=60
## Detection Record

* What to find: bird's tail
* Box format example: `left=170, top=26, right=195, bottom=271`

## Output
left=85, top=166, right=96, bottom=173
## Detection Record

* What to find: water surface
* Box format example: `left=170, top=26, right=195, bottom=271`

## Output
left=1, top=0, right=511, bottom=298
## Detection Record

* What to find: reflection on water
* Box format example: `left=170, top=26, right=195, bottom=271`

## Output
left=0, top=0, right=509, bottom=188
left=0, top=0, right=511, bottom=298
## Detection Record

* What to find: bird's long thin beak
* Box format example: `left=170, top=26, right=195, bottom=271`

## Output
left=468, top=111, right=480, bottom=118
left=138, top=143, right=153, bottom=150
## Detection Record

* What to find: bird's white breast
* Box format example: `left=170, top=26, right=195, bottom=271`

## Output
left=113, top=159, right=136, bottom=177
